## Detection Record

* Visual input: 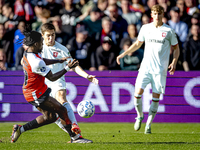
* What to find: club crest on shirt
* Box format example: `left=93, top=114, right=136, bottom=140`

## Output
left=53, top=52, right=58, bottom=57
left=162, top=32, right=166, bottom=37
left=40, top=67, right=46, bottom=72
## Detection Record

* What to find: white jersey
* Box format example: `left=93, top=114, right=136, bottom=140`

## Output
left=138, top=22, right=178, bottom=75
left=27, top=52, right=51, bottom=76
left=41, top=41, right=73, bottom=84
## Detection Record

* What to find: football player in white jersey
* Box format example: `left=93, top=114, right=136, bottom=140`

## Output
left=116, top=5, right=180, bottom=134
left=41, top=23, right=98, bottom=143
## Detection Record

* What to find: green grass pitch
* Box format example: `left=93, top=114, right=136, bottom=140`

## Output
left=0, top=122, right=200, bottom=150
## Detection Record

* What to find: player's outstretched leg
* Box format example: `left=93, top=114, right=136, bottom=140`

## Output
left=145, top=99, right=159, bottom=134
left=55, top=116, right=92, bottom=143
left=55, top=119, right=82, bottom=135
left=54, top=101, right=93, bottom=143
left=71, top=123, right=81, bottom=134
left=11, top=113, right=57, bottom=143
left=134, top=94, right=144, bottom=131
left=11, top=124, right=21, bottom=143
left=55, top=116, right=68, bottom=133
left=63, top=124, right=93, bottom=143
left=63, top=102, right=77, bottom=124
left=56, top=118, right=93, bottom=143
left=55, top=102, right=80, bottom=134
left=57, top=118, right=93, bottom=143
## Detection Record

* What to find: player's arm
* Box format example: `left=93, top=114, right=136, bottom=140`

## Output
left=168, top=44, right=180, bottom=75
left=182, top=61, right=189, bottom=71
left=72, top=66, right=99, bottom=85
left=182, top=42, right=190, bottom=71
left=46, top=59, right=79, bottom=81
left=116, top=39, right=144, bottom=65
left=43, top=57, right=71, bottom=65
left=20, top=58, right=23, bottom=65
left=74, top=7, right=91, bottom=24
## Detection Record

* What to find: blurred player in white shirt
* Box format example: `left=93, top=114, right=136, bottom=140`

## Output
left=116, top=5, right=180, bottom=134
left=41, top=23, right=98, bottom=143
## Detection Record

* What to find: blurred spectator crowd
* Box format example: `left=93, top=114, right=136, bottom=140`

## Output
left=0, top=0, right=199, bottom=71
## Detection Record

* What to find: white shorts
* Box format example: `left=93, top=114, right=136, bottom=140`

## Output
left=45, top=79, right=66, bottom=98
left=135, top=71, right=167, bottom=94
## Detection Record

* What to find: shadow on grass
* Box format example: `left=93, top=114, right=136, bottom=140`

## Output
left=96, top=142, right=200, bottom=145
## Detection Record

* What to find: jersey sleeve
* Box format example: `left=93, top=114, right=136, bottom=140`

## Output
left=62, top=48, right=74, bottom=65
left=41, top=44, right=46, bottom=58
left=170, top=29, right=178, bottom=46
left=137, top=25, right=145, bottom=42
left=32, top=59, right=51, bottom=77
left=38, top=52, right=43, bottom=58
left=41, top=51, right=45, bottom=58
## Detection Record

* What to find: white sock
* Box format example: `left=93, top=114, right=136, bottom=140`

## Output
left=54, top=117, right=68, bottom=133
left=134, top=94, right=143, bottom=118
left=146, top=99, right=159, bottom=127
left=20, top=126, right=25, bottom=133
left=63, top=102, right=77, bottom=124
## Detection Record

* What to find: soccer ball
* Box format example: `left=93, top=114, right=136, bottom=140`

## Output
left=77, top=100, right=95, bottom=118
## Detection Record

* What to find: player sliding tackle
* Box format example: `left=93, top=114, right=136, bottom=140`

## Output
left=11, top=28, right=90, bottom=143
left=116, top=4, right=180, bottom=134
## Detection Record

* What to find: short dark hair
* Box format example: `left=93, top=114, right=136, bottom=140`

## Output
left=41, top=23, right=55, bottom=35
left=23, top=25, right=42, bottom=46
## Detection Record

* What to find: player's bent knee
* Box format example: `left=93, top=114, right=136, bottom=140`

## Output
left=56, top=90, right=67, bottom=104
left=57, top=105, right=67, bottom=115
left=43, top=113, right=57, bottom=123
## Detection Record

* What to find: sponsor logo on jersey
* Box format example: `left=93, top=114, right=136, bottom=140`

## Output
left=53, top=52, right=58, bottom=57
left=40, top=67, right=46, bottom=72
left=147, top=39, right=165, bottom=44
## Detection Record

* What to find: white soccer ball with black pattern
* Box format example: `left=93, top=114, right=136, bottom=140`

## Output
left=77, top=100, right=95, bottom=118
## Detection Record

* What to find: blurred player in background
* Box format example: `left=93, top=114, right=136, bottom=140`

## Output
left=11, top=29, right=82, bottom=143
left=116, top=5, right=180, bottom=134
left=41, top=23, right=98, bottom=143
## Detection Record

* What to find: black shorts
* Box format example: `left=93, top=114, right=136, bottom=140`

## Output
left=29, top=88, right=51, bottom=107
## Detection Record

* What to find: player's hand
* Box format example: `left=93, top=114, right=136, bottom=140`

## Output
left=98, top=65, right=108, bottom=71
left=59, top=57, right=71, bottom=63
left=87, top=75, right=99, bottom=85
left=67, top=59, right=79, bottom=69
left=116, top=54, right=124, bottom=65
left=168, top=63, right=176, bottom=75
left=0, top=63, right=6, bottom=71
